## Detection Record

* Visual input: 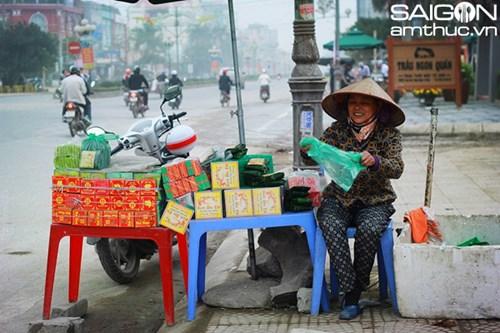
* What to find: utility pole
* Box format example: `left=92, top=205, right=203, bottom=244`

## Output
left=175, top=7, right=180, bottom=71
left=289, top=0, right=326, bottom=169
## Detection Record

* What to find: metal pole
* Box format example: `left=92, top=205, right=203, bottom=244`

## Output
left=227, top=0, right=256, bottom=280
left=334, top=0, right=340, bottom=87
left=424, top=107, right=438, bottom=207
left=175, top=7, right=180, bottom=71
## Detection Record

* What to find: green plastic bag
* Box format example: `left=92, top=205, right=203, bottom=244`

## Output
left=81, top=134, right=111, bottom=170
left=300, top=137, right=366, bottom=192
left=457, top=236, right=490, bottom=247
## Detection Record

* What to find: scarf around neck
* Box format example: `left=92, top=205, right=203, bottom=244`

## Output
left=348, top=114, right=378, bottom=142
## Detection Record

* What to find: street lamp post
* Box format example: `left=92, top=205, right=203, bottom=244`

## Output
left=74, top=19, right=96, bottom=77
left=289, top=0, right=327, bottom=169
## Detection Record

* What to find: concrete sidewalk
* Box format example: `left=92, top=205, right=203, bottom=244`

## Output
left=159, top=140, right=500, bottom=333
left=397, top=96, right=500, bottom=135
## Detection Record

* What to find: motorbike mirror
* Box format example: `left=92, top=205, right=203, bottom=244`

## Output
left=86, top=126, right=119, bottom=141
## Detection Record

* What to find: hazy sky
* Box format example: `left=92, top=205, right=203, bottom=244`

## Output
left=98, top=0, right=358, bottom=56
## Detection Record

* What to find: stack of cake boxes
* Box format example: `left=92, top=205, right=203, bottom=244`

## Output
left=194, top=160, right=283, bottom=219
left=52, top=170, right=162, bottom=228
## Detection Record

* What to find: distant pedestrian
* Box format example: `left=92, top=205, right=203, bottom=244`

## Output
left=381, top=62, right=389, bottom=80
left=360, top=62, right=371, bottom=79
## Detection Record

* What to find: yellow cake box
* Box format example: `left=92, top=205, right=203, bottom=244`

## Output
left=252, top=187, right=282, bottom=216
left=194, top=191, right=223, bottom=219
left=160, top=201, right=194, bottom=234
left=210, top=161, right=240, bottom=190
left=224, top=189, right=253, bottom=217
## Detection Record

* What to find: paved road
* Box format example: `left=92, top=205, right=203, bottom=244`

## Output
left=0, top=79, right=296, bottom=332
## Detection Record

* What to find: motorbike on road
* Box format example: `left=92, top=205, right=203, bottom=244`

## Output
left=220, top=90, right=230, bottom=107
left=128, top=89, right=148, bottom=118
left=63, top=101, right=90, bottom=137
left=260, top=85, right=270, bottom=103
left=86, top=86, right=196, bottom=284
left=168, top=85, right=182, bottom=110
left=53, top=87, right=63, bottom=102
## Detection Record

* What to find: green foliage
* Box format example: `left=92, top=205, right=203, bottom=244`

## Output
left=316, top=0, right=334, bottom=18
left=461, top=63, right=474, bottom=84
left=352, top=18, right=393, bottom=42
left=130, top=23, right=168, bottom=67
left=183, top=5, right=232, bottom=77
left=0, top=22, right=57, bottom=85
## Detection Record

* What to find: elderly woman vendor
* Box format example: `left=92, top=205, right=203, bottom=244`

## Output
left=304, top=78, right=405, bottom=320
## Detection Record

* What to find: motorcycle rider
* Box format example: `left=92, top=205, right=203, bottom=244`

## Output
left=128, top=66, right=150, bottom=109
left=61, top=66, right=88, bottom=122
left=122, top=68, right=132, bottom=89
left=258, top=68, right=271, bottom=100
left=168, top=70, right=183, bottom=88
left=218, top=69, right=233, bottom=103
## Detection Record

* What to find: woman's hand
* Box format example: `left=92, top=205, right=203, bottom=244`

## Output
left=361, top=151, right=376, bottom=167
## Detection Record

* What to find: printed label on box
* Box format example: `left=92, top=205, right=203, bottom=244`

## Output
left=194, top=191, right=223, bottom=219
left=224, top=189, right=254, bottom=217
left=52, top=208, right=73, bottom=225
left=118, top=211, right=134, bottom=228
left=160, top=201, right=194, bottom=234
left=135, top=212, right=157, bottom=228
left=211, top=161, right=240, bottom=190
left=87, top=211, right=102, bottom=227
left=252, top=187, right=282, bottom=216
left=102, top=211, right=119, bottom=227
left=72, top=210, right=88, bottom=226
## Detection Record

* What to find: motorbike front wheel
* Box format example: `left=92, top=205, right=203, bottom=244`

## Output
left=96, top=238, right=140, bottom=284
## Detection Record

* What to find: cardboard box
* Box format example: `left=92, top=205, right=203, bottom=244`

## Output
left=79, top=171, right=106, bottom=179
left=194, top=173, right=211, bottom=191
left=72, top=210, right=88, bottom=226
left=52, top=207, right=72, bottom=225
left=80, top=179, right=109, bottom=196
left=87, top=211, right=102, bottom=227
left=139, top=179, right=157, bottom=196
left=194, top=191, right=223, bottom=219
left=125, top=195, right=141, bottom=211
left=107, top=172, right=134, bottom=179
left=224, top=189, right=254, bottom=217
left=211, top=161, right=240, bottom=190
left=252, top=187, right=282, bottom=216
left=102, top=211, right=119, bottom=227
left=176, top=193, right=194, bottom=208
left=81, top=194, right=95, bottom=210
left=160, top=201, right=194, bottom=234
left=186, top=159, right=203, bottom=176
left=165, top=162, right=189, bottom=181
left=135, top=212, right=157, bottom=228
left=80, top=179, right=94, bottom=195
left=125, top=180, right=141, bottom=196
left=95, top=195, right=111, bottom=211
left=141, top=196, right=157, bottom=212
left=109, top=179, right=126, bottom=196
left=111, top=196, right=126, bottom=211
left=118, top=211, right=134, bottom=228
left=52, top=176, right=81, bottom=194
left=54, top=169, right=80, bottom=177
left=52, top=192, right=80, bottom=209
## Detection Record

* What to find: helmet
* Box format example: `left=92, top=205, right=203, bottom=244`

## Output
left=166, top=125, right=197, bottom=155
left=133, top=66, right=140, bottom=74
left=125, top=68, right=132, bottom=75
left=171, top=70, right=177, bottom=76
left=262, top=68, right=267, bottom=73
left=69, top=66, right=80, bottom=75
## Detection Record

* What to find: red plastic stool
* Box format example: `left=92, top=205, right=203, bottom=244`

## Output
left=43, top=224, right=188, bottom=326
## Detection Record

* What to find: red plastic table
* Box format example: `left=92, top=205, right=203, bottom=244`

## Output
left=43, top=224, right=188, bottom=326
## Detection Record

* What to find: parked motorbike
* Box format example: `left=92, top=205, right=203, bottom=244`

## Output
left=86, top=86, right=196, bottom=284
left=63, top=101, right=89, bottom=137
left=128, top=89, right=147, bottom=118
left=260, top=85, right=270, bottom=103
left=168, top=85, right=182, bottom=110
left=220, top=90, right=230, bottom=107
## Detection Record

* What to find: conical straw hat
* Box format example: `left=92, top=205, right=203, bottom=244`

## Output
left=321, top=78, right=405, bottom=127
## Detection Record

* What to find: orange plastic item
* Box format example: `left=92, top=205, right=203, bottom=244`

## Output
left=404, top=207, right=442, bottom=243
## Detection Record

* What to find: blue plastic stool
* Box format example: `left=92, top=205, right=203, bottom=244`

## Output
left=186, top=211, right=330, bottom=321
left=310, top=220, right=398, bottom=315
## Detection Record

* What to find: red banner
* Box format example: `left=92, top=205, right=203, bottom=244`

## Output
left=81, top=48, right=94, bottom=69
